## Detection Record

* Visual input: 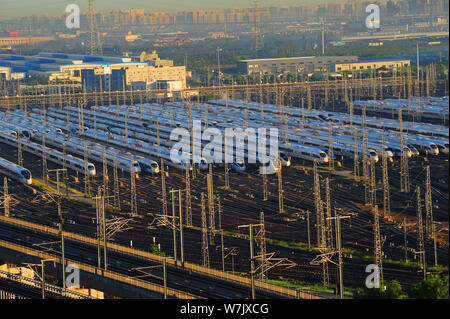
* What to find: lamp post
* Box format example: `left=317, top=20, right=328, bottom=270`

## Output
left=216, top=47, right=223, bottom=87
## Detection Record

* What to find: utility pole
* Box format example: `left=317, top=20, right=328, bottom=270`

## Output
left=313, top=161, right=324, bottom=246
left=40, top=259, right=55, bottom=299
left=277, top=157, right=284, bottom=215
left=238, top=223, right=263, bottom=299
left=416, top=187, right=426, bottom=279
left=178, top=189, right=184, bottom=267
left=353, top=127, right=359, bottom=180
left=113, top=153, right=120, bottom=211
left=83, top=142, right=90, bottom=196
left=95, top=187, right=102, bottom=269
left=207, top=165, right=215, bottom=245
left=432, top=221, right=438, bottom=267
left=328, top=121, right=334, bottom=170
left=224, top=137, right=230, bottom=190
left=163, top=258, right=167, bottom=299
left=48, top=169, right=67, bottom=196
left=217, top=196, right=225, bottom=272
left=373, top=205, right=384, bottom=285
left=327, top=213, right=350, bottom=299
left=42, top=135, right=48, bottom=182
left=369, top=159, right=376, bottom=207
left=57, top=198, right=66, bottom=288
left=381, top=132, right=391, bottom=217
left=185, top=163, right=192, bottom=226
left=201, top=193, right=210, bottom=268
left=425, top=166, right=433, bottom=237
left=17, top=134, right=23, bottom=167
left=399, top=105, right=410, bottom=193
left=262, top=164, right=268, bottom=201
left=325, top=178, right=333, bottom=249
left=306, top=210, right=311, bottom=250
left=362, top=106, right=370, bottom=205
left=130, top=155, right=137, bottom=217
left=102, top=149, right=109, bottom=206
left=216, top=47, right=222, bottom=87
left=2, top=177, right=9, bottom=217
left=161, top=158, right=167, bottom=218
left=171, top=189, right=178, bottom=264
left=101, top=187, right=107, bottom=270
left=403, top=217, right=408, bottom=263
left=62, top=143, right=69, bottom=196
left=256, top=212, right=267, bottom=279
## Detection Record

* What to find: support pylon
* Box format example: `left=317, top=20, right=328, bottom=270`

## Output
left=416, top=187, right=426, bottom=278
left=113, top=153, right=120, bottom=211
left=161, top=158, right=167, bottom=218
left=425, top=166, right=433, bottom=237
left=381, top=132, right=391, bottom=217
left=373, top=205, right=384, bottom=285
left=185, top=163, right=192, bottom=226
left=42, top=136, right=48, bottom=182
left=83, top=142, right=90, bottom=196
left=207, top=165, right=215, bottom=245
left=130, top=155, right=137, bottom=217
left=201, top=193, right=210, bottom=268
left=256, top=212, right=267, bottom=279
left=2, top=177, right=9, bottom=217
left=399, top=105, right=410, bottom=193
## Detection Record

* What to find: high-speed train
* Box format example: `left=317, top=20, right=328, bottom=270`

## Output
left=0, top=116, right=144, bottom=174
left=45, top=105, right=328, bottom=167
left=285, top=143, right=330, bottom=163
left=0, top=156, right=32, bottom=185
left=0, top=129, right=96, bottom=177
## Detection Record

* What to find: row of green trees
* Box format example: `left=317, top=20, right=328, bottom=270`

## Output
left=354, top=275, right=449, bottom=299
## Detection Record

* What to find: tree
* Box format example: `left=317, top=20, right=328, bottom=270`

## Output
left=354, top=280, right=402, bottom=299
left=408, top=275, right=449, bottom=299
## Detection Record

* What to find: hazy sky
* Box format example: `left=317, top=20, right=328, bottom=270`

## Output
left=0, top=0, right=343, bottom=18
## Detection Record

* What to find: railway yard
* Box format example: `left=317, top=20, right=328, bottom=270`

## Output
left=0, top=91, right=448, bottom=298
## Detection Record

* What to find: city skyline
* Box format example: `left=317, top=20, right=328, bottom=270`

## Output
left=0, top=0, right=357, bottom=18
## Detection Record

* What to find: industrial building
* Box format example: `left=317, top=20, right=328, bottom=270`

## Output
left=0, top=52, right=187, bottom=93
left=79, top=63, right=187, bottom=93
left=0, top=66, right=10, bottom=81
left=237, top=56, right=358, bottom=75
left=331, top=59, right=411, bottom=72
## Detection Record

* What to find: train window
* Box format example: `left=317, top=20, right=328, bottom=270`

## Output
left=320, top=152, right=327, bottom=157
left=151, top=163, right=158, bottom=168
left=88, top=165, right=95, bottom=172
left=21, top=170, right=31, bottom=180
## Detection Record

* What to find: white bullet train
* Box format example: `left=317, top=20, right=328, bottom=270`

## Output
left=0, top=116, right=144, bottom=174
left=0, top=156, right=32, bottom=185
left=0, top=129, right=96, bottom=177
